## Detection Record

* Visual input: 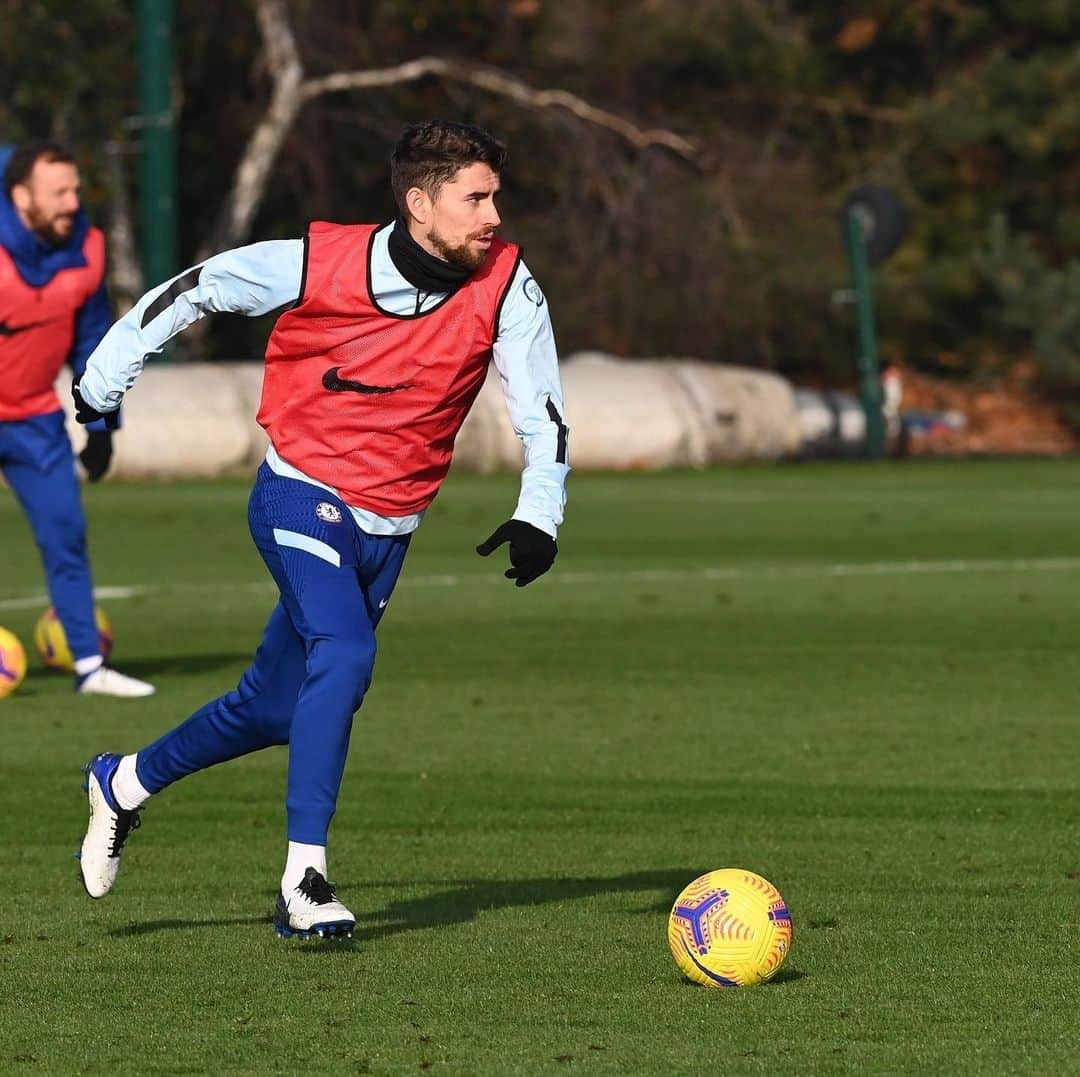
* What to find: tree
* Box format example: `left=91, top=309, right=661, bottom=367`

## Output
left=4, top=1, right=1074, bottom=408
left=202, top=0, right=696, bottom=261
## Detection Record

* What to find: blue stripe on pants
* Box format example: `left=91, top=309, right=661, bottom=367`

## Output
left=0, top=410, right=100, bottom=662
left=136, top=464, right=410, bottom=845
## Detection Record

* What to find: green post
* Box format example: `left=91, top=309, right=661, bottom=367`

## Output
left=843, top=208, right=886, bottom=458
left=137, top=0, right=176, bottom=290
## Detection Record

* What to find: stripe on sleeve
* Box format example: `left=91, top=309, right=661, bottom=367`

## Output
left=140, top=266, right=204, bottom=328
left=545, top=398, right=569, bottom=464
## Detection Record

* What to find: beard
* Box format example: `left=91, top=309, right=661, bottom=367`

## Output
left=26, top=206, right=76, bottom=246
left=427, top=224, right=494, bottom=272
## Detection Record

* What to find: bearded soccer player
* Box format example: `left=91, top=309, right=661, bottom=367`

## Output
left=0, top=142, right=153, bottom=698
left=74, top=120, right=569, bottom=938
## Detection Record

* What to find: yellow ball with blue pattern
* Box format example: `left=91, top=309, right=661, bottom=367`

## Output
left=668, top=869, right=793, bottom=988
left=0, top=626, right=28, bottom=699
left=33, top=606, right=114, bottom=672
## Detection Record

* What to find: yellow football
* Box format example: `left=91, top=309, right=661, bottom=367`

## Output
left=33, top=606, right=114, bottom=671
left=668, top=868, right=793, bottom=988
left=0, top=626, right=28, bottom=698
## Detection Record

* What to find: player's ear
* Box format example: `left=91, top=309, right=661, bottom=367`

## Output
left=404, top=186, right=431, bottom=227
left=10, top=182, right=32, bottom=215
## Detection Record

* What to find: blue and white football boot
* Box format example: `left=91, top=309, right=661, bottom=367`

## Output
left=274, top=867, right=355, bottom=940
left=78, top=753, right=142, bottom=898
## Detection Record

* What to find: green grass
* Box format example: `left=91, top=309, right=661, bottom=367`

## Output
left=1, top=460, right=1078, bottom=1074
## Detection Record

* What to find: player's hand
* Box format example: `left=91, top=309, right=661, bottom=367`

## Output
left=476, top=519, right=557, bottom=587
left=79, top=430, right=113, bottom=483
left=71, top=378, right=120, bottom=429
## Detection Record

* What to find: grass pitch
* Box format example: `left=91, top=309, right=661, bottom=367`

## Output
left=1, top=460, right=1078, bottom=1074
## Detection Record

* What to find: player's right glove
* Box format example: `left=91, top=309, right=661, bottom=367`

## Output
left=476, top=519, right=557, bottom=587
left=78, top=430, right=113, bottom=482
left=71, top=378, right=120, bottom=430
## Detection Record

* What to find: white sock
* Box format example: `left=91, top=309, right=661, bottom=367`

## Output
left=74, top=655, right=104, bottom=677
left=111, top=754, right=151, bottom=811
left=282, top=842, right=328, bottom=896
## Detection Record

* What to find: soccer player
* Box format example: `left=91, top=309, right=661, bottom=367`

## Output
left=74, top=120, right=569, bottom=939
left=0, top=142, right=154, bottom=698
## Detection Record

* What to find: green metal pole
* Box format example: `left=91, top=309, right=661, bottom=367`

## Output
left=137, top=0, right=176, bottom=289
left=843, top=208, right=886, bottom=458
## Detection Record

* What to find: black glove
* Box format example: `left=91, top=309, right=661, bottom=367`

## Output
left=71, top=378, right=120, bottom=429
left=79, top=430, right=113, bottom=482
left=476, top=519, right=557, bottom=587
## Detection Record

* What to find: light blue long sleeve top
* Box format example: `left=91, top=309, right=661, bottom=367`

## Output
left=80, top=223, right=569, bottom=537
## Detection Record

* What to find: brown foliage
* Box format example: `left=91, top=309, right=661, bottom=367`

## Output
left=835, top=18, right=880, bottom=54
left=899, top=367, right=1076, bottom=456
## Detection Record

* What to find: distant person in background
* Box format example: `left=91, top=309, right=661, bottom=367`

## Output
left=73, top=119, right=569, bottom=940
left=0, top=141, right=154, bottom=698
left=880, top=360, right=907, bottom=457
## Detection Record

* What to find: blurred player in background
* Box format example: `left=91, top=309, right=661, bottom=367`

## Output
left=74, top=119, right=569, bottom=939
left=0, top=142, right=153, bottom=698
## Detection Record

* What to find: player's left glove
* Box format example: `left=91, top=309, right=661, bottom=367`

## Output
left=79, top=430, right=113, bottom=483
left=71, top=378, right=120, bottom=430
left=476, top=519, right=557, bottom=587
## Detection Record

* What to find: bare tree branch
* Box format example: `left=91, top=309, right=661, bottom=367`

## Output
left=802, top=95, right=909, bottom=124
left=198, top=0, right=304, bottom=260
left=199, top=0, right=697, bottom=259
left=303, top=58, right=698, bottom=161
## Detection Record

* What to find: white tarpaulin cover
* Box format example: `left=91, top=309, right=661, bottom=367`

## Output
left=53, top=354, right=802, bottom=479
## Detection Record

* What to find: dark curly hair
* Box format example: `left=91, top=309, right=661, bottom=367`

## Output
left=4, top=141, right=75, bottom=196
left=390, top=120, right=507, bottom=217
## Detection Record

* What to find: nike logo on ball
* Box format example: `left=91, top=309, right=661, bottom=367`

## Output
left=322, top=367, right=412, bottom=395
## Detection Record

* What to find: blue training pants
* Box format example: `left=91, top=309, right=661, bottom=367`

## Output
left=135, top=464, right=410, bottom=845
left=0, top=410, right=100, bottom=662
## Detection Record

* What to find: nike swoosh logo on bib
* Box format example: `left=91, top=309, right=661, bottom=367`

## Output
left=322, top=367, right=413, bottom=395
left=0, top=318, right=52, bottom=337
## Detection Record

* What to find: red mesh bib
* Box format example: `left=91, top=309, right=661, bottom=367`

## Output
left=258, top=223, right=520, bottom=515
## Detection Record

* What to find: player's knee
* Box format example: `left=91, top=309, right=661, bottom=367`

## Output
left=309, top=636, right=376, bottom=698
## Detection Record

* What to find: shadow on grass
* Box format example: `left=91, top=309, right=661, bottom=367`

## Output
left=24, top=651, right=251, bottom=683
left=340, top=869, right=708, bottom=948
left=106, top=869, right=697, bottom=943
left=109, top=916, right=267, bottom=937
left=769, top=966, right=805, bottom=985
left=105, top=870, right=807, bottom=984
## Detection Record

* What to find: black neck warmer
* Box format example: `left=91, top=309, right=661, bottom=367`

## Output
left=387, top=217, right=471, bottom=294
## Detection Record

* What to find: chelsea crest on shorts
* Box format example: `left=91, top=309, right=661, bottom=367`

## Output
left=315, top=501, right=343, bottom=524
